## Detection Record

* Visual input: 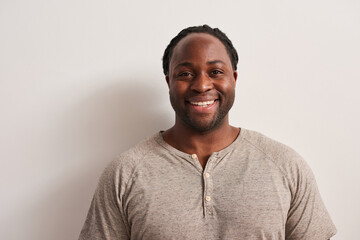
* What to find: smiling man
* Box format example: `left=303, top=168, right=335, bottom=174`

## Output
left=79, top=25, right=336, bottom=240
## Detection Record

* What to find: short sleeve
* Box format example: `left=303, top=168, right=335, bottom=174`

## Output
left=285, top=160, right=337, bottom=240
left=79, top=162, right=130, bottom=240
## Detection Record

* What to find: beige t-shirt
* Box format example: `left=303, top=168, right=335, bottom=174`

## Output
left=79, top=128, right=336, bottom=239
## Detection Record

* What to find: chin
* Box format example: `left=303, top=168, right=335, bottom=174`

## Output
left=184, top=116, right=224, bottom=133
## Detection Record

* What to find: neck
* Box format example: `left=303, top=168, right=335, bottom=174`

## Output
left=162, top=116, right=240, bottom=168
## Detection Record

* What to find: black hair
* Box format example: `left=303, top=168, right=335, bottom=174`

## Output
left=162, top=24, right=238, bottom=75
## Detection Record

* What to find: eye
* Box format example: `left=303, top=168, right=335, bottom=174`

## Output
left=178, top=72, right=192, bottom=77
left=211, top=70, right=223, bottom=75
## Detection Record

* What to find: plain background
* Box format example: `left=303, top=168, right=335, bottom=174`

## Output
left=1, top=0, right=359, bottom=239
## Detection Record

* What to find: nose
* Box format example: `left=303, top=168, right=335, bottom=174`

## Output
left=190, top=73, right=213, bottom=93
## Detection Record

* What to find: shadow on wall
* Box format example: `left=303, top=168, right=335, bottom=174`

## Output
left=65, top=78, right=172, bottom=154
left=12, top=77, right=172, bottom=240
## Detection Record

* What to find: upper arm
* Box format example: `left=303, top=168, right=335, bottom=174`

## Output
left=285, top=160, right=336, bottom=239
left=79, top=163, right=130, bottom=240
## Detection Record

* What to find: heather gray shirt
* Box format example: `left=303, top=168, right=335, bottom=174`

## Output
left=79, top=129, right=336, bottom=239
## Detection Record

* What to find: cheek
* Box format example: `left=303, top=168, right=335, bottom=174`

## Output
left=216, top=80, right=236, bottom=93
left=170, top=82, right=188, bottom=96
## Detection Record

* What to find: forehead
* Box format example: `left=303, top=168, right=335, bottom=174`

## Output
left=170, top=33, right=231, bottom=68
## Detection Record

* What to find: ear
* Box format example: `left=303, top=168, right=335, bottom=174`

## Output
left=233, top=71, right=238, bottom=86
left=166, top=75, right=170, bottom=88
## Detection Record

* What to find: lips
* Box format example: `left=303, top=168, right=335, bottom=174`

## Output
left=189, top=100, right=215, bottom=107
left=185, top=99, right=218, bottom=114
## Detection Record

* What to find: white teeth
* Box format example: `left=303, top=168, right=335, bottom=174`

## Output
left=190, top=100, right=215, bottom=106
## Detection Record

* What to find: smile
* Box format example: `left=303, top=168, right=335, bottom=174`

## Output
left=189, top=100, right=215, bottom=107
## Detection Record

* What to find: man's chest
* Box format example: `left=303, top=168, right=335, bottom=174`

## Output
left=121, top=158, right=291, bottom=240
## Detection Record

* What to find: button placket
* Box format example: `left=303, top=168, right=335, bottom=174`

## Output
left=203, top=161, right=214, bottom=217
left=188, top=153, right=203, bottom=172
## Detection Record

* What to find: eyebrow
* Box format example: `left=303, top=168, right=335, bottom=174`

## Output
left=174, top=60, right=226, bottom=69
left=174, top=62, right=193, bottom=69
left=207, top=60, right=226, bottom=65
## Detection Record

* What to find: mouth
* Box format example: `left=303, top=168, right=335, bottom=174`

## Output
left=189, top=100, right=216, bottom=107
left=186, top=99, right=218, bottom=113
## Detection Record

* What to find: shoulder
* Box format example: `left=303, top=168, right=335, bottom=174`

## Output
left=240, top=129, right=312, bottom=188
left=98, top=133, right=163, bottom=190
left=241, top=129, right=304, bottom=163
left=116, top=133, right=160, bottom=166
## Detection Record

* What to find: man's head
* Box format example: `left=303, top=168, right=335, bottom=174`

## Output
left=162, top=25, right=238, bottom=76
left=163, top=25, right=238, bottom=133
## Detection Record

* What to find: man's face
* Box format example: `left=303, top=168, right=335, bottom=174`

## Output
left=166, top=33, right=237, bottom=132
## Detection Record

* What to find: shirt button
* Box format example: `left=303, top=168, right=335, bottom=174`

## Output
left=191, top=154, right=197, bottom=159
left=205, top=196, right=211, bottom=202
left=205, top=172, right=210, bottom=178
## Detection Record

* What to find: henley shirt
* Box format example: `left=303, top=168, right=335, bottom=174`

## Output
left=79, top=128, right=336, bottom=239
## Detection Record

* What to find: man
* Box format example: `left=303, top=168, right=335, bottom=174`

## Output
left=79, top=25, right=336, bottom=239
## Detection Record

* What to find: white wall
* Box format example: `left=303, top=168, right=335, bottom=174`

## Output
left=1, top=0, right=359, bottom=239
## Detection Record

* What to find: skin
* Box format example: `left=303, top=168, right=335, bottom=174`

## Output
left=162, top=33, right=239, bottom=168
